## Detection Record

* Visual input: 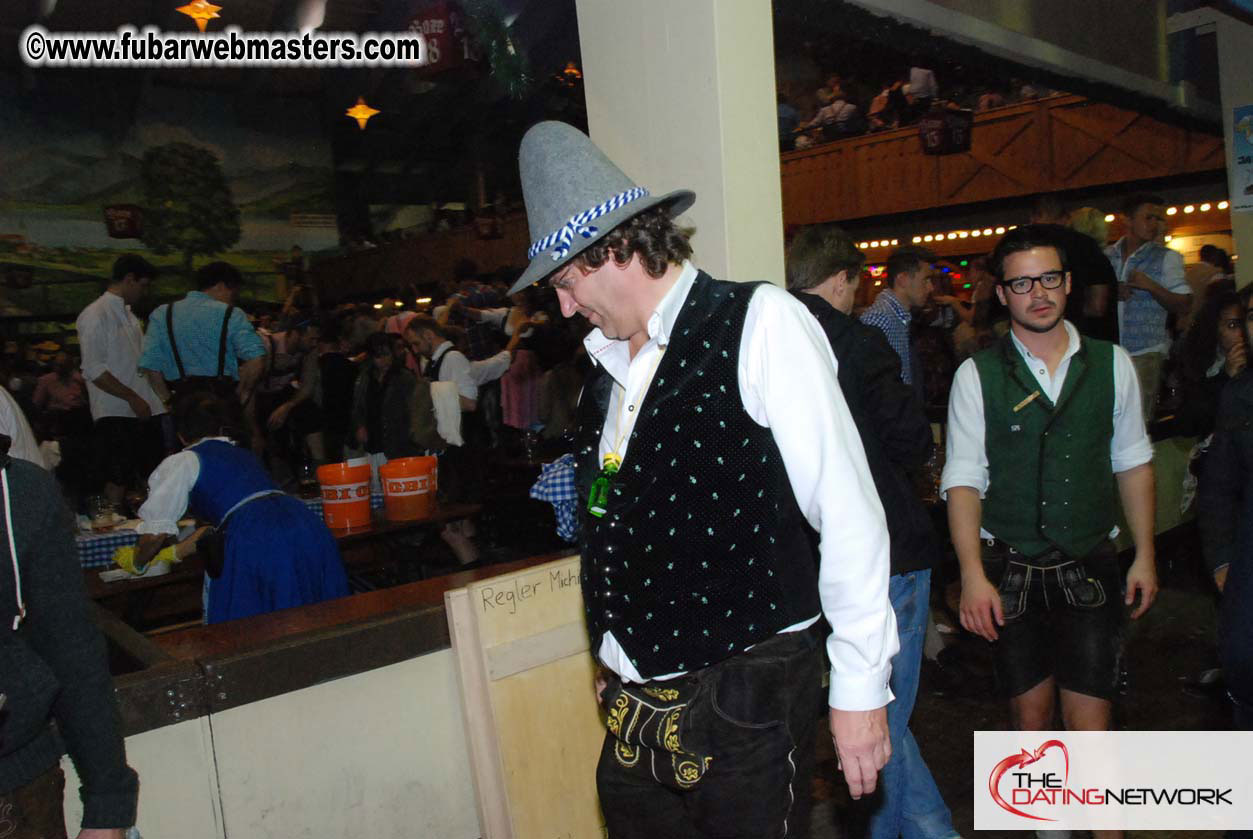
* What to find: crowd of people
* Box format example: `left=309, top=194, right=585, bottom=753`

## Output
left=0, top=115, right=1247, bottom=838
left=779, top=65, right=1055, bottom=151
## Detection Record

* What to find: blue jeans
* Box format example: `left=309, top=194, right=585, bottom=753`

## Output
left=865, top=569, right=959, bottom=839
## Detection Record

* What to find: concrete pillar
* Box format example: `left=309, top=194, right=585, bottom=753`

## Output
left=573, top=0, right=785, bottom=285
left=1213, top=15, right=1253, bottom=289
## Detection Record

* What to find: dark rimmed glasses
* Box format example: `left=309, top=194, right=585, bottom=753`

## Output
left=1000, top=271, right=1066, bottom=295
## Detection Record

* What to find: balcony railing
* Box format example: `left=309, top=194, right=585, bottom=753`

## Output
left=780, top=95, right=1225, bottom=225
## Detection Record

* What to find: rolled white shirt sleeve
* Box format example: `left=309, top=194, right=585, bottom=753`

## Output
left=940, top=358, right=989, bottom=498
left=468, top=350, right=513, bottom=386
left=739, top=285, right=897, bottom=711
left=136, top=452, right=199, bottom=536
left=76, top=308, right=110, bottom=382
left=439, top=351, right=478, bottom=401
left=1110, top=346, right=1154, bottom=472
left=1161, top=250, right=1189, bottom=294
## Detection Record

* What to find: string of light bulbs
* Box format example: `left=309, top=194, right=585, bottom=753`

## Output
left=855, top=199, right=1232, bottom=252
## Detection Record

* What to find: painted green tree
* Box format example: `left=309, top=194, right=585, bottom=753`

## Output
left=139, top=142, right=241, bottom=276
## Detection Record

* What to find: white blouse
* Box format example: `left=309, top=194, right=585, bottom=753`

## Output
left=135, top=437, right=233, bottom=536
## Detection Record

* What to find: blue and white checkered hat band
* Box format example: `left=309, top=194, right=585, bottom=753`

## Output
left=527, top=186, right=650, bottom=262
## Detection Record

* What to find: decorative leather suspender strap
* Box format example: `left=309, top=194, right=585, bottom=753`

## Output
left=217, top=304, right=235, bottom=379
left=166, top=303, right=187, bottom=380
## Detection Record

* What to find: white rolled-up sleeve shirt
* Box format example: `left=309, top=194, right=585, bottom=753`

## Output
left=76, top=291, right=164, bottom=420
left=940, top=321, right=1153, bottom=536
left=430, top=342, right=512, bottom=401
left=588, top=262, right=897, bottom=711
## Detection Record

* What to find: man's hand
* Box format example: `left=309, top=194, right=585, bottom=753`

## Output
left=267, top=402, right=293, bottom=430
left=829, top=706, right=890, bottom=799
left=960, top=573, right=1004, bottom=641
left=1215, top=565, right=1229, bottom=592
left=1117, top=284, right=1134, bottom=302
left=356, top=426, right=368, bottom=446
left=1126, top=270, right=1156, bottom=292
left=1125, top=553, right=1158, bottom=619
left=595, top=667, right=609, bottom=704
left=1225, top=341, right=1248, bottom=379
left=126, top=393, right=152, bottom=420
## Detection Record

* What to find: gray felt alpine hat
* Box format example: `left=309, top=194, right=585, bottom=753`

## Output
left=509, top=121, right=695, bottom=295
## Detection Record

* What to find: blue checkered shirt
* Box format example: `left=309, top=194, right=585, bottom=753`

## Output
left=140, top=291, right=267, bottom=380
left=529, top=453, right=579, bottom=543
left=859, top=290, right=914, bottom=384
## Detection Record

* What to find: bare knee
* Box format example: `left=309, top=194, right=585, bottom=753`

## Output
left=1009, top=678, right=1056, bottom=730
left=1059, top=689, right=1112, bottom=731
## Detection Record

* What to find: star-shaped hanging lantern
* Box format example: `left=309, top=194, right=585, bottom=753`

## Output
left=346, top=97, right=380, bottom=131
left=176, top=0, right=222, bottom=33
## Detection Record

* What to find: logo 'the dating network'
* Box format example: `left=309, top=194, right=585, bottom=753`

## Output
left=988, top=739, right=1072, bottom=821
left=976, top=731, right=1243, bottom=831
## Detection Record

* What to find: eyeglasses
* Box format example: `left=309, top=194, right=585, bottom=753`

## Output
left=1000, top=271, right=1065, bottom=295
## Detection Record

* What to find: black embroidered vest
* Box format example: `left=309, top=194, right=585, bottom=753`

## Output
left=574, top=272, right=819, bottom=677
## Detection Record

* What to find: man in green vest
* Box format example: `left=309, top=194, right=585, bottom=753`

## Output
left=942, top=225, right=1156, bottom=837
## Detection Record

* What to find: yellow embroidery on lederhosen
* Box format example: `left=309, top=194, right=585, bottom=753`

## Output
left=662, top=708, right=682, bottom=753
left=614, top=741, right=640, bottom=768
left=607, top=694, right=629, bottom=736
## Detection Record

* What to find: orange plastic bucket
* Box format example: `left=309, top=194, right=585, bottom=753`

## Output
left=378, top=456, right=438, bottom=522
left=316, top=462, right=373, bottom=530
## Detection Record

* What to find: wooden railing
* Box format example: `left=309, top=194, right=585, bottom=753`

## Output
left=780, top=95, right=1225, bottom=225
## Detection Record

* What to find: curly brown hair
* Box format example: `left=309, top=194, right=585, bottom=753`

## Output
left=571, top=205, right=693, bottom=279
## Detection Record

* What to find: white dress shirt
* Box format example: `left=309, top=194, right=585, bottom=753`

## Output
left=587, top=262, right=897, bottom=711
left=940, top=321, right=1153, bottom=538
left=429, top=341, right=512, bottom=401
left=0, top=387, right=46, bottom=469
left=76, top=291, right=164, bottom=420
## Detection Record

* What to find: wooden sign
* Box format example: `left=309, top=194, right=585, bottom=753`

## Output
left=407, top=0, right=477, bottom=74
left=919, top=109, right=974, bottom=155
left=446, top=555, right=605, bottom=839
left=103, top=204, right=143, bottom=238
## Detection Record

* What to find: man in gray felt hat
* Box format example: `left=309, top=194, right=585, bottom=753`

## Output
left=514, top=121, right=897, bottom=837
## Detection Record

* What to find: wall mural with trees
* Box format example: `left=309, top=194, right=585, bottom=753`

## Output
left=0, top=86, right=336, bottom=321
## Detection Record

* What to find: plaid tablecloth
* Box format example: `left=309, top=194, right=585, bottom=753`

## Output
left=76, top=529, right=143, bottom=569
left=78, top=492, right=387, bottom=569
left=529, top=454, right=578, bottom=543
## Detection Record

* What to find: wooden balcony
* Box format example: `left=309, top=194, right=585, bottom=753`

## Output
left=781, top=95, right=1225, bottom=226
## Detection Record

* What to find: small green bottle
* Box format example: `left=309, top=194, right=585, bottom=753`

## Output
left=587, top=453, right=622, bottom=518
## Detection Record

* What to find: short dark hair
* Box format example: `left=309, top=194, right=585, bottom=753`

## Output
left=885, top=247, right=934, bottom=288
left=175, top=393, right=234, bottom=442
left=365, top=331, right=393, bottom=358
left=1199, top=244, right=1233, bottom=274
left=404, top=315, right=446, bottom=339
left=785, top=224, right=865, bottom=292
left=195, top=261, right=244, bottom=291
left=988, top=224, right=1070, bottom=281
left=571, top=205, right=694, bottom=280
left=1031, top=193, right=1066, bottom=222
left=1122, top=193, right=1165, bottom=218
left=111, top=254, right=156, bottom=285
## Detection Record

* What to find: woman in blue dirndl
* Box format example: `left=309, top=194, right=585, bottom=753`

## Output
left=132, top=393, right=348, bottom=623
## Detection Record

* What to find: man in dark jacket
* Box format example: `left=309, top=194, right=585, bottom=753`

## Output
left=0, top=437, right=138, bottom=838
left=1199, top=286, right=1253, bottom=729
left=788, top=224, right=958, bottom=839
left=1029, top=194, right=1118, bottom=342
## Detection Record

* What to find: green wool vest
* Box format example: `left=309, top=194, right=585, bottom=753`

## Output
left=972, top=334, right=1117, bottom=559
